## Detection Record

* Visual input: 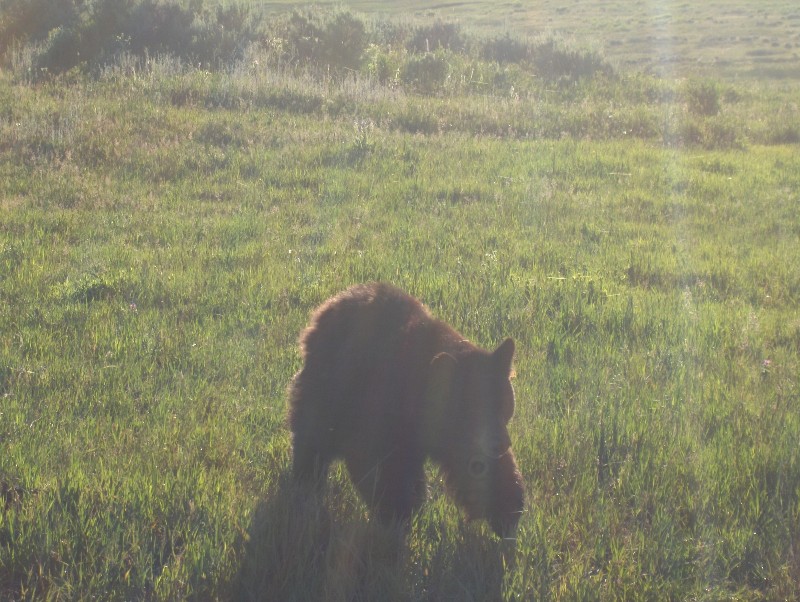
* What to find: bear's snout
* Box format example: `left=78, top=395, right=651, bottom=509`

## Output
left=488, top=451, right=525, bottom=539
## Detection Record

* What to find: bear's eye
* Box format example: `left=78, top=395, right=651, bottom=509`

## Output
left=469, top=458, right=488, bottom=478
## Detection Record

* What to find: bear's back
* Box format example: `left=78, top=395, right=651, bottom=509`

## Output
left=299, top=283, right=431, bottom=372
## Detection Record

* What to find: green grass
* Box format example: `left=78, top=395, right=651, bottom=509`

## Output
left=1, top=4, right=800, bottom=600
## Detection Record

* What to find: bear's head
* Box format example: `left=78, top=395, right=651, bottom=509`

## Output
left=428, top=338, right=525, bottom=538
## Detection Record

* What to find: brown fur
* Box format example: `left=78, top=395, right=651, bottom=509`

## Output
left=287, top=283, right=524, bottom=537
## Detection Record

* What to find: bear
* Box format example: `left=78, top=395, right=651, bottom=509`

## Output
left=287, top=282, right=525, bottom=538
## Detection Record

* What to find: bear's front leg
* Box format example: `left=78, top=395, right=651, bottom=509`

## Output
left=345, top=447, right=427, bottom=528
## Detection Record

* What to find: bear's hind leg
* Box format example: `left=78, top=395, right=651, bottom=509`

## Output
left=288, top=372, right=335, bottom=488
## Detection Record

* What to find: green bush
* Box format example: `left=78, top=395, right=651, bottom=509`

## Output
left=0, top=0, right=82, bottom=57
left=703, top=116, right=743, bottom=149
left=401, top=52, right=449, bottom=95
left=530, top=38, right=613, bottom=83
left=276, top=10, right=367, bottom=72
left=34, top=25, right=84, bottom=75
left=2, top=0, right=260, bottom=75
left=365, top=44, right=403, bottom=85
left=685, top=78, right=721, bottom=116
left=407, top=20, right=465, bottom=54
left=323, top=12, right=367, bottom=71
left=765, top=124, right=800, bottom=145
left=34, top=0, right=138, bottom=74
left=3, top=3, right=617, bottom=92
left=481, top=34, right=531, bottom=64
left=122, top=0, right=196, bottom=59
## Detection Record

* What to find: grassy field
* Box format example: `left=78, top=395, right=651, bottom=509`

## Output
left=1, top=1, right=799, bottom=600
left=259, top=0, right=800, bottom=79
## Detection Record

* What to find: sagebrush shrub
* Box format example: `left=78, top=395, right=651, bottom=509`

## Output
left=277, top=10, right=367, bottom=72
left=0, top=0, right=81, bottom=57
left=2, top=0, right=260, bottom=74
left=402, top=52, right=449, bottom=94
left=531, top=38, right=612, bottom=83
left=407, top=20, right=465, bottom=54
left=685, top=78, right=721, bottom=116
left=481, top=34, right=531, bottom=64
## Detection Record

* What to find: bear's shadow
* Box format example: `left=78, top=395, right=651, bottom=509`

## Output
left=230, top=472, right=510, bottom=601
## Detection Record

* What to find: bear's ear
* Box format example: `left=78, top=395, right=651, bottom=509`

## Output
left=428, top=352, right=458, bottom=404
left=493, top=338, right=515, bottom=377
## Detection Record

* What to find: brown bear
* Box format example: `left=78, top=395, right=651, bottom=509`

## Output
left=287, top=282, right=524, bottom=538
